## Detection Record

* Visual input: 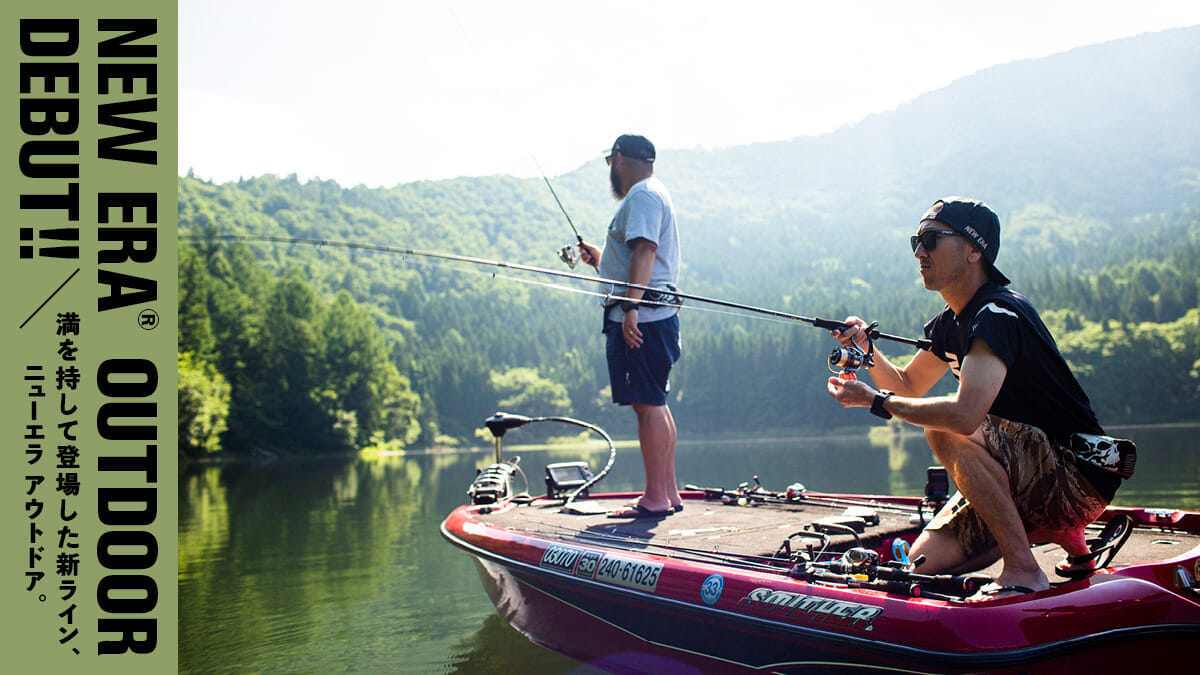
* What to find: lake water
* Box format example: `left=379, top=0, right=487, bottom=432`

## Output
left=179, top=424, right=1198, bottom=673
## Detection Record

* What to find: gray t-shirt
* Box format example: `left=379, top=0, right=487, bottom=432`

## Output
left=599, top=176, right=681, bottom=323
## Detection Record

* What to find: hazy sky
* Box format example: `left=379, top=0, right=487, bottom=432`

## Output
left=180, top=1, right=1200, bottom=187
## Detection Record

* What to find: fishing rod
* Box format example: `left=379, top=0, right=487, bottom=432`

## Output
left=183, top=233, right=931, bottom=351
left=683, top=479, right=921, bottom=518
left=532, top=156, right=589, bottom=271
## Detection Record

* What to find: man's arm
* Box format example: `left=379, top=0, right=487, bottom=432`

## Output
left=882, top=339, right=1006, bottom=433
left=829, top=338, right=1007, bottom=434
left=832, top=316, right=946, bottom=397
left=625, top=238, right=657, bottom=303
left=618, top=238, right=657, bottom=348
left=865, top=347, right=948, bottom=398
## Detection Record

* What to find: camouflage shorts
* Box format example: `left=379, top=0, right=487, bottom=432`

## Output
left=924, top=416, right=1109, bottom=559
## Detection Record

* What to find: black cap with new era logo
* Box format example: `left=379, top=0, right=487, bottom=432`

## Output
left=921, top=197, right=1010, bottom=286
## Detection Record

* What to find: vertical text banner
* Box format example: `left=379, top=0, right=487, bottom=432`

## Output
left=3, top=0, right=178, bottom=672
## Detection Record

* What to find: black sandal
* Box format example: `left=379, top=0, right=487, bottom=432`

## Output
left=1055, top=514, right=1134, bottom=580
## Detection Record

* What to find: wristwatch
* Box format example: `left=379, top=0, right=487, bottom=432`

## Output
left=620, top=300, right=639, bottom=312
left=871, top=390, right=894, bottom=420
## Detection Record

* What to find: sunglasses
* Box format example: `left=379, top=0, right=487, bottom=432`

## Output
left=910, top=229, right=960, bottom=253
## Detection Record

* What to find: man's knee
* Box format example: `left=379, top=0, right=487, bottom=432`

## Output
left=924, top=427, right=948, bottom=447
left=925, top=427, right=988, bottom=465
left=911, top=528, right=968, bottom=574
left=924, top=428, right=959, bottom=463
left=925, top=426, right=978, bottom=447
left=631, top=401, right=665, bottom=420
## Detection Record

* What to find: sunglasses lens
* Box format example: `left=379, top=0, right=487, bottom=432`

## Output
left=911, top=231, right=938, bottom=252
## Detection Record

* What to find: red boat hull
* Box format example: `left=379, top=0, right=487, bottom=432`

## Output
left=442, top=496, right=1200, bottom=673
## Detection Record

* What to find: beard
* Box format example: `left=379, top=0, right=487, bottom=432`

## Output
left=609, top=164, right=624, bottom=199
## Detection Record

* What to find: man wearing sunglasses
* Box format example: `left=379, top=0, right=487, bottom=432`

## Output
left=827, top=197, right=1124, bottom=600
left=578, top=134, right=683, bottom=519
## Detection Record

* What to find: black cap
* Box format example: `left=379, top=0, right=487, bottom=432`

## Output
left=920, top=197, right=1010, bottom=286
left=610, top=134, right=655, bottom=162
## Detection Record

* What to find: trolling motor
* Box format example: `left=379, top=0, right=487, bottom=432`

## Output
left=467, top=459, right=520, bottom=506
left=470, top=411, right=616, bottom=510
left=468, top=412, right=532, bottom=505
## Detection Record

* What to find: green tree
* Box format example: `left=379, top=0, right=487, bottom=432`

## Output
left=491, top=367, right=571, bottom=416
left=178, top=352, right=231, bottom=457
left=179, top=245, right=215, bottom=359
left=319, top=291, right=420, bottom=446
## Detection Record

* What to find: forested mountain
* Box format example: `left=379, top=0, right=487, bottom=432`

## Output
left=179, top=26, right=1200, bottom=455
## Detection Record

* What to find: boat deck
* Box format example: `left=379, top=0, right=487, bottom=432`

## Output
left=474, top=492, right=1200, bottom=582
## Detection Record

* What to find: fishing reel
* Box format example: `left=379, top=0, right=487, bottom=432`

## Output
left=828, top=321, right=879, bottom=377
left=839, top=547, right=881, bottom=572
left=557, top=243, right=580, bottom=269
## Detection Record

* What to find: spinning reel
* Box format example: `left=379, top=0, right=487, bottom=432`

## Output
left=828, top=321, right=879, bottom=378
left=557, top=243, right=580, bottom=269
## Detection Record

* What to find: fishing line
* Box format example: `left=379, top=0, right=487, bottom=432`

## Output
left=533, top=155, right=594, bottom=272
left=532, top=154, right=593, bottom=269
left=443, top=262, right=801, bottom=326
left=533, top=155, right=582, bottom=241
left=186, top=233, right=896, bottom=336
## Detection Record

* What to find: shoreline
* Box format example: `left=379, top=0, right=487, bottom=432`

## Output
left=180, top=420, right=1200, bottom=464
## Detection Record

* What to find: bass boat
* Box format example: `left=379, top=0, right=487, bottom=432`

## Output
left=441, top=412, right=1200, bottom=673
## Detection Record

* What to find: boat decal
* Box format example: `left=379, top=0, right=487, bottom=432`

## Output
left=574, top=550, right=602, bottom=580
left=594, top=553, right=663, bottom=593
left=701, top=573, right=724, bottom=605
left=540, top=544, right=584, bottom=574
left=738, top=587, right=883, bottom=630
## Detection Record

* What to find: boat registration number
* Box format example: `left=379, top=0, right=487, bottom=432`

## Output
left=594, top=554, right=663, bottom=593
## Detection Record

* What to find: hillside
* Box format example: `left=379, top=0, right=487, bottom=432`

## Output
left=179, top=27, right=1200, bottom=452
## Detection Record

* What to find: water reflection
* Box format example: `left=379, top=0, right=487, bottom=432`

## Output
left=1105, top=425, right=1200, bottom=510
left=447, top=604, right=595, bottom=673
left=179, top=453, right=487, bottom=672
left=179, top=424, right=1197, bottom=672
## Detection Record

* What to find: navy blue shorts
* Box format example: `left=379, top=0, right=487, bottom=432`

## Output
left=604, top=314, right=681, bottom=406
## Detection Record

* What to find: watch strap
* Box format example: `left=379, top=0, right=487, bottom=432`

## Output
left=871, top=390, right=894, bottom=420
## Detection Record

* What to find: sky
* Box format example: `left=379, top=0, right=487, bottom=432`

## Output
left=179, top=1, right=1200, bottom=188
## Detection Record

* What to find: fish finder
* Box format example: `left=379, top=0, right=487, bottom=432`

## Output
left=545, top=461, right=594, bottom=499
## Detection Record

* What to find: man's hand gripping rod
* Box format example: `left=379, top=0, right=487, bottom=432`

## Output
left=824, top=320, right=931, bottom=379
